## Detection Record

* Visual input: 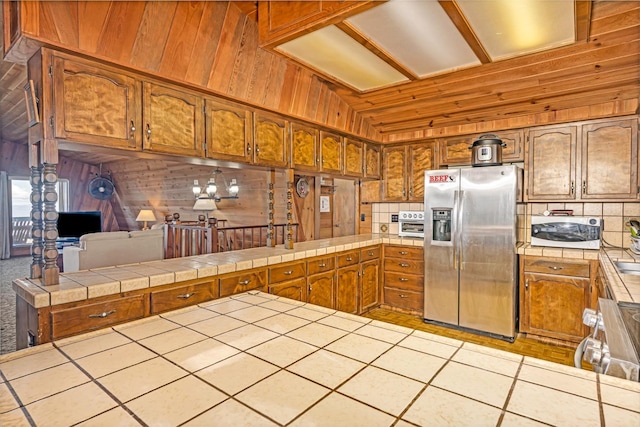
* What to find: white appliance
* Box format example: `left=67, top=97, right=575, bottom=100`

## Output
left=398, top=211, right=425, bottom=238
left=530, top=215, right=602, bottom=249
left=424, top=165, right=522, bottom=341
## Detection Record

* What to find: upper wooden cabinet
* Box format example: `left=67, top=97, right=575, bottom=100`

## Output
left=142, top=82, right=205, bottom=157
left=320, top=131, right=343, bottom=174
left=253, top=111, right=289, bottom=167
left=50, top=52, right=141, bottom=150
left=290, top=121, right=319, bottom=171
left=383, top=141, right=437, bottom=201
left=526, top=118, right=638, bottom=201
left=205, top=98, right=253, bottom=163
left=439, top=129, right=524, bottom=166
left=364, top=143, right=382, bottom=179
left=344, top=138, right=364, bottom=177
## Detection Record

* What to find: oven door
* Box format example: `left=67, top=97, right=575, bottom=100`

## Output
left=399, top=221, right=424, bottom=237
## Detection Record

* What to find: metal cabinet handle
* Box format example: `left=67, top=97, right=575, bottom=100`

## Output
left=177, top=292, right=197, bottom=299
left=283, top=270, right=293, bottom=275
left=346, top=257, right=353, bottom=261
left=400, top=263, right=409, bottom=267
left=582, top=180, right=586, bottom=194
left=256, top=144, right=260, bottom=155
left=368, top=251, right=374, bottom=256
left=318, top=263, right=326, bottom=268
left=247, top=143, right=252, bottom=154
left=146, top=124, right=151, bottom=140
left=130, top=121, right=136, bottom=136
left=89, top=310, right=116, bottom=319
left=239, top=279, right=251, bottom=285
left=548, top=266, right=563, bottom=271
left=399, top=278, right=409, bottom=282
left=399, top=294, right=407, bottom=298
left=570, top=181, right=575, bottom=195
left=399, top=251, right=408, bottom=255
left=525, top=280, right=529, bottom=290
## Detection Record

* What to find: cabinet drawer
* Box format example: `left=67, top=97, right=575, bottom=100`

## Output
left=523, top=257, right=590, bottom=277
left=361, top=246, right=381, bottom=262
left=308, top=256, right=335, bottom=275
left=384, top=258, right=424, bottom=275
left=384, top=271, right=424, bottom=292
left=219, top=269, right=267, bottom=297
left=385, top=246, right=423, bottom=260
left=337, top=250, right=360, bottom=268
left=51, top=294, right=146, bottom=340
left=151, top=280, right=218, bottom=314
left=384, top=288, right=423, bottom=313
left=269, top=261, right=306, bottom=284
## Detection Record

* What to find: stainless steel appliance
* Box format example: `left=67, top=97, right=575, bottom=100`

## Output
left=531, top=215, right=602, bottom=250
left=468, top=134, right=506, bottom=167
left=578, top=298, right=639, bottom=381
left=398, top=210, right=425, bottom=238
left=424, top=165, right=522, bottom=341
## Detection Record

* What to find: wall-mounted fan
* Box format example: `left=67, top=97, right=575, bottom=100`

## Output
left=88, top=166, right=115, bottom=200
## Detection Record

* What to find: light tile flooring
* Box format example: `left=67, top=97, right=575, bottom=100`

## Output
left=1, top=291, right=639, bottom=426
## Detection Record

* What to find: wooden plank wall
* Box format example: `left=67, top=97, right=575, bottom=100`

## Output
left=0, top=140, right=120, bottom=232
left=18, top=0, right=380, bottom=140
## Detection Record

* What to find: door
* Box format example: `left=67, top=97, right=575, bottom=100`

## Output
left=424, top=168, right=459, bottom=325
left=333, top=179, right=355, bottom=237
left=458, top=165, right=518, bottom=338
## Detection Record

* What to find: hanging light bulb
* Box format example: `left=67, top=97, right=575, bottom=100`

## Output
left=206, top=178, right=217, bottom=198
left=228, top=178, right=239, bottom=196
left=192, top=180, right=201, bottom=198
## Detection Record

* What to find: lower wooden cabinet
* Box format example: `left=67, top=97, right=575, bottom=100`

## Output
left=268, top=261, right=307, bottom=302
left=219, top=269, right=267, bottom=297
left=269, top=278, right=307, bottom=301
left=307, top=256, right=336, bottom=308
left=520, top=256, right=596, bottom=343
left=383, top=245, right=424, bottom=314
left=51, top=294, right=147, bottom=340
left=150, top=279, right=218, bottom=314
left=359, top=247, right=381, bottom=314
left=336, top=250, right=360, bottom=314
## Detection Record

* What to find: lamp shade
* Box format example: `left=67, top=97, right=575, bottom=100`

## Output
left=136, top=209, right=156, bottom=222
left=193, top=196, right=218, bottom=211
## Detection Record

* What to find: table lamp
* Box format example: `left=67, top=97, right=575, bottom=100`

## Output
left=136, top=209, right=156, bottom=230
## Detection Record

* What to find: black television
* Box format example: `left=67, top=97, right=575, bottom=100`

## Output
left=57, top=211, right=102, bottom=240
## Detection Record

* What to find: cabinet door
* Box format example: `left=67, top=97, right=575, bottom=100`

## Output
left=360, top=259, right=379, bottom=314
left=320, top=131, right=343, bottom=173
left=291, top=121, right=319, bottom=171
left=344, top=138, right=364, bottom=177
left=336, top=265, right=359, bottom=314
left=526, top=125, right=578, bottom=201
left=521, top=272, right=590, bottom=342
left=408, top=142, right=437, bottom=201
left=205, top=98, right=252, bottom=163
left=382, top=146, right=407, bottom=201
left=308, top=271, right=335, bottom=309
left=254, top=111, right=289, bottom=167
left=142, top=82, right=204, bottom=157
left=52, top=55, right=140, bottom=150
left=364, top=143, right=382, bottom=179
left=500, top=129, right=524, bottom=162
left=439, top=135, right=472, bottom=166
left=269, top=278, right=307, bottom=302
left=581, top=119, right=638, bottom=199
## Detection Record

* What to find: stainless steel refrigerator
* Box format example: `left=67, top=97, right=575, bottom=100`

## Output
left=424, top=165, right=522, bottom=341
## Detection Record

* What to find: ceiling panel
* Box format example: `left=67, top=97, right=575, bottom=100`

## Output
left=457, top=0, right=576, bottom=60
left=346, top=0, right=481, bottom=77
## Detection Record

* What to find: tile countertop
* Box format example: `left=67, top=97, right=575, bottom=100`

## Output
left=600, top=248, right=640, bottom=304
left=12, top=234, right=425, bottom=309
left=1, top=291, right=638, bottom=426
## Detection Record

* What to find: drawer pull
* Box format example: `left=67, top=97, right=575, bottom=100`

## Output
left=177, top=292, right=197, bottom=299
left=368, top=251, right=374, bottom=256
left=399, top=278, right=409, bottom=282
left=239, top=279, right=251, bottom=285
left=346, top=257, right=353, bottom=262
left=399, top=294, right=408, bottom=298
left=89, top=310, right=116, bottom=319
left=283, top=270, right=294, bottom=275
left=318, top=263, right=327, bottom=268
left=400, top=251, right=408, bottom=255
left=400, top=263, right=409, bottom=267
left=548, top=266, right=563, bottom=271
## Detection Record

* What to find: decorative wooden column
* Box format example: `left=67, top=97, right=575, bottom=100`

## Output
left=284, top=168, right=294, bottom=250
left=40, top=140, right=60, bottom=286
left=29, top=155, right=44, bottom=279
left=266, top=170, right=276, bottom=247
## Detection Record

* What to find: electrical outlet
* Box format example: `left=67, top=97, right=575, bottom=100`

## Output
left=391, top=214, right=399, bottom=223
left=360, top=213, right=365, bottom=221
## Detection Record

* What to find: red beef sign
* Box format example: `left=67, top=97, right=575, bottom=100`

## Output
left=429, top=174, right=454, bottom=183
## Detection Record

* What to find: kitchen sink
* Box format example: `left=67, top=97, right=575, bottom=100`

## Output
left=614, top=262, right=640, bottom=276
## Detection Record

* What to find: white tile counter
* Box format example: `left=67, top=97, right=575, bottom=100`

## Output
left=1, top=291, right=638, bottom=426
left=600, top=249, right=640, bottom=304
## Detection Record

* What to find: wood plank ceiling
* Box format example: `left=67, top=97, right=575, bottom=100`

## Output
left=0, top=0, right=638, bottom=152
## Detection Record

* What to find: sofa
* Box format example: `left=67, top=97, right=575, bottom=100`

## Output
left=62, top=228, right=164, bottom=272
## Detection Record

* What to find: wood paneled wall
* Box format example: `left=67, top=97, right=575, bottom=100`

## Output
left=11, top=0, right=380, bottom=140
left=0, top=140, right=120, bottom=232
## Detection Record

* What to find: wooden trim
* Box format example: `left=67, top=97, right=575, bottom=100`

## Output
left=575, top=1, right=593, bottom=42
left=437, top=0, right=491, bottom=64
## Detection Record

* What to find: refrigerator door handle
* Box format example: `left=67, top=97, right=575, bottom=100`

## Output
left=453, top=190, right=459, bottom=269
left=458, top=190, right=465, bottom=270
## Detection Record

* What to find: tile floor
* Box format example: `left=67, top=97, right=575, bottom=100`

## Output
left=1, top=291, right=639, bottom=426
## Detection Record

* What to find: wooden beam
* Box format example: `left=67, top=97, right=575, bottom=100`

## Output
left=437, top=0, right=491, bottom=64
left=576, top=1, right=593, bottom=42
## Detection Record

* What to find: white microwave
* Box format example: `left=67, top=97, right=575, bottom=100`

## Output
left=530, top=216, right=602, bottom=249
left=398, top=211, right=425, bottom=238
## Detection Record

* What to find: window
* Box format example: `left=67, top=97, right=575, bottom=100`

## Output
left=10, top=177, right=69, bottom=246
